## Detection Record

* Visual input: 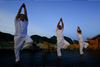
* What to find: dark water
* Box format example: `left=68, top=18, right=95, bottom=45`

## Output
left=0, top=49, right=100, bottom=67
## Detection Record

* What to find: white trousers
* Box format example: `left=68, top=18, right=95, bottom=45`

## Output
left=14, top=35, right=33, bottom=62
left=57, top=39, right=70, bottom=57
left=79, top=42, right=89, bottom=55
left=79, top=42, right=84, bottom=55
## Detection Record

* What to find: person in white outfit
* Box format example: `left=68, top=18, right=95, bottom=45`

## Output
left=14, top=3, right=33, bottom=63
left=77, top=26, right=89, bottom=55
left=56, top=18, right=70, bottom=57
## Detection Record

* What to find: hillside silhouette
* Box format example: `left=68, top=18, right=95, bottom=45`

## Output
left=0, top=31, right=73, bottom=49
left=0, top=31, right=14, bottom=41
left=0, top=31, right=100, bottom=50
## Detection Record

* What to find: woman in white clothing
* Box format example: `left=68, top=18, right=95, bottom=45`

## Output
left=77, top=26, right=89, bottom=55
left=56, top=18, right=70, bottom=57
left=14, top=3, right=33, bottom=63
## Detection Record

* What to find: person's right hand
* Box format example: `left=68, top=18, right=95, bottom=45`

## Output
left=22, top=3, right=25, bottom=7
left=60, top=18, right=62, bottom=21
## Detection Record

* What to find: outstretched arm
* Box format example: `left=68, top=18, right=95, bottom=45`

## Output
left=77, top=26, right=82, bottom=34
left=61, top=18, right=64, bottom=29
left=16, top=4, right=23, bottom=20
left=57, top=18, right=64, bottom=30
left=60, top=18, right=64, bottom=29
left=57, top=20, right=60, bottom=28
left=77, top=26, right=80, bottom=32
left=23, top=3, right=28, bottom=21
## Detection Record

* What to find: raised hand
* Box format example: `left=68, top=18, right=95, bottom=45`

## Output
left=77, top=26, right=82, bottom=34
left=60, top=18, right=63, bottom=22
left=22, top=3, right=25, bottom=7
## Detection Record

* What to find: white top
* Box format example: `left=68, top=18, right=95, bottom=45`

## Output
left=77, top=33, right=83, bottom=43
left=56, top=28, right=64, bottom=43
left=15, top=19, right=28, bottom=37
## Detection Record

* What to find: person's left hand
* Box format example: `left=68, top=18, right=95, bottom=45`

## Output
left=60, top=18, right=62, bottom=21
left=22, top=3, right=25, bottom=7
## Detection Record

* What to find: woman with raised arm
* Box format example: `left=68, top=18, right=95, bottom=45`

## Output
left=14, top=3, right=33, bottom=63
left=56, top=18, right=70, bottom=57
left=77, top=26, right=89, bottom=55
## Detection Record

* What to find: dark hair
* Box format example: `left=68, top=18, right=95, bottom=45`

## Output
left=57, top=25, right=62, bottom=30
left=19, top=14, right=28, bottom=21
left=77, top=26, right=82, bottom=34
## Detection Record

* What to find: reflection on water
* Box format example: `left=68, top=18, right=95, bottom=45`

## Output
left=0, top=49, right=100, bottom=67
